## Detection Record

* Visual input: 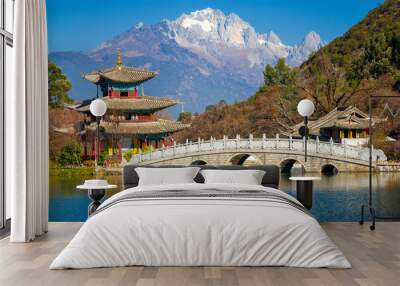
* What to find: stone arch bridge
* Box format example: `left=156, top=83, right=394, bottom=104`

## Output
left=129, top=135, right=386, bottom=173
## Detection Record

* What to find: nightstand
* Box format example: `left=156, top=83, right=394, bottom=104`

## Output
left=289, top=177, right=321, bottom=210
left=77, top=180, right=117, bottom=215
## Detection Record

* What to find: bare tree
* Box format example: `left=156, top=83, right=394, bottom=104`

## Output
left=296, top=53, right=377, bottom=114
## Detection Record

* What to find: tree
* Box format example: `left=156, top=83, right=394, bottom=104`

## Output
left=57, top=140, right=83, bottom=167
left=296, top=52, right=377, bottom=115
left=259, top=59, right=300, bottom=124
left=348, top=33, right=393, bottom=82
left=205, top=105, right=215, bottom=112
left=106, top=111, right=122, bottom=154
left=263, top=58, right=297, bottom=89
left=48, top=61, right=73, bottom=108
left=48, top=108, right=83, bottom=161
left=177, top=111, right=192, bottom=123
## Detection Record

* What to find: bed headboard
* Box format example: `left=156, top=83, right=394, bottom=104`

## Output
left=123, top=165, right=280, bottom=189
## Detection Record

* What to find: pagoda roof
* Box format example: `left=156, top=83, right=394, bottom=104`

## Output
left=289, top=106, right=375, bottom=136
left=76, top=96, right=177, bottom=113
left=83, top=65, right=158, bottom=85
left=88, top=119, right=190, bottom=135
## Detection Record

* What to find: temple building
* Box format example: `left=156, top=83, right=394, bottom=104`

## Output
left=289, top=106, right=378, bottom=145
left=76, top=49, right=190, bottom=161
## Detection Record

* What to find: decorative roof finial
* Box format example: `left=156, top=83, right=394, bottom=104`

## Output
left=117, top=48, right=122, bottom=66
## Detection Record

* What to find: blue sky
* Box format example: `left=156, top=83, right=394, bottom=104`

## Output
left=47, top=0, right=383, bottom=53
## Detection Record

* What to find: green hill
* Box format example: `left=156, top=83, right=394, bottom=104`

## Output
left=306, top=0, right=400, bottom=69
left=176, top=0, right=400, bottom=142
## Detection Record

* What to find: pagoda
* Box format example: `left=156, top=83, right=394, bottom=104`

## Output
left=288, top=106, right=381, bottom=145
left=76, top=49, right=190, bottom=162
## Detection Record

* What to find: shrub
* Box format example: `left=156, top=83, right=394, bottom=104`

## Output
left=57, top=140, right=83, bottom=167
left=123, top=149, right=134, bottom=162
left=97, top=149, right=109, bottom=167
left=83, top=160, right=95, bottom=167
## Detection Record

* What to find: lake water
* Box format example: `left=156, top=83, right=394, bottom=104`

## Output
left=49, top=172, right=400, bottom=222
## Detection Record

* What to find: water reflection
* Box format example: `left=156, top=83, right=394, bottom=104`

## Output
left=49, top=172, right=400, bottom=222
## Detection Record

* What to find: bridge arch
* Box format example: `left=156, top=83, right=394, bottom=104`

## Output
left=280, top=158, right=304, bottom=174
left=321, top=164, right=339, bottom=175
left=191, top=160, right=208, bottom=166
left=229, top=154, right=262, bottom=166
left=130, top=137, right=373, bottom=172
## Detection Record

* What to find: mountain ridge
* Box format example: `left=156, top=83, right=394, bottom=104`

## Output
left=175, top=0, right=400, bottom=142
left=49, top=8, right=324, bottom=115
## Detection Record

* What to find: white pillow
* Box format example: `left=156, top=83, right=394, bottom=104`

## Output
left=200, top=169, right=265, bottom=185
left=135, top=167, right=200, bottom=186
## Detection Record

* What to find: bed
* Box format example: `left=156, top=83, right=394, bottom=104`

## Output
left=50, top=165, right=351, bottom=269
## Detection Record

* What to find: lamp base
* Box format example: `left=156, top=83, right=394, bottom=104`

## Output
left=359, top=204, right=400, bottom=231
left=296, top=180, right=313, bottom=210
left=87, top=189, right=106, bottom=216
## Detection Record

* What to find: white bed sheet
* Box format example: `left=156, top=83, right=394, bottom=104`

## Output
left=50, top=183, right=351, bottom=269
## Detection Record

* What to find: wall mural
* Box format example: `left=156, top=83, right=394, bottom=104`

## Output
left=46, top=0, right=400, bottom=222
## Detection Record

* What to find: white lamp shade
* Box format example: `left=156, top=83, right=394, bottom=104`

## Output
left=89, top=99, right=107, bottom=117
left=297, top=99, right=315, bottom=117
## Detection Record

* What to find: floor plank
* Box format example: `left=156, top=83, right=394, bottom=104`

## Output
left=0, top=222, right=399, bottom=286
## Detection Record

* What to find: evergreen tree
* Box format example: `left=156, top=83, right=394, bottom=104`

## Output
left=263, top=58, right=297, bottom=88
left=348, top=33, right=393, bottom=82
left=48, top=61, right=73, bottom=108
left=178, top=111, right=192, bottom=123
left=57, top=140, right=83, bottom=167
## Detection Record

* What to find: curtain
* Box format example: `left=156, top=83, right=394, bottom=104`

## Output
left=7, top=0, right=49, bottom=242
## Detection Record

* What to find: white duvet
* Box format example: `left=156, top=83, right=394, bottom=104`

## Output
left=50, top=183, right=351, bottom=269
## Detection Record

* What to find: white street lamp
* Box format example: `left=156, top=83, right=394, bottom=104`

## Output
left=90, top=99, right=107, bottom=117
left=89, top=99, right=107, bottom=169
left=297, top=99, right=315, bottom=162
left=297, top=99, right=315, bottom=117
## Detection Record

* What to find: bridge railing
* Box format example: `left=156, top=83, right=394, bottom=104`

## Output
left=130, top=134, right=386, bottom=164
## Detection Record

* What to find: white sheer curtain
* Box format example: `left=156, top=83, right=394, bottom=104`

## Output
left=7, top=0, right=49, bottom=242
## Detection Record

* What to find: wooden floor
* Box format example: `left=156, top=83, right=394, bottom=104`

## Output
left=0, top=222, right=399, bottom=286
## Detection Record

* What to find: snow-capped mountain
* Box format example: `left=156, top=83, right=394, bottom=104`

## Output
left=286, top=31, right=324, bottom=66
left=50, top=8, right=324, bottom=115
left=164, top=8, right=321, bottom=67
left=171, top=8, right=260, bottom=48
